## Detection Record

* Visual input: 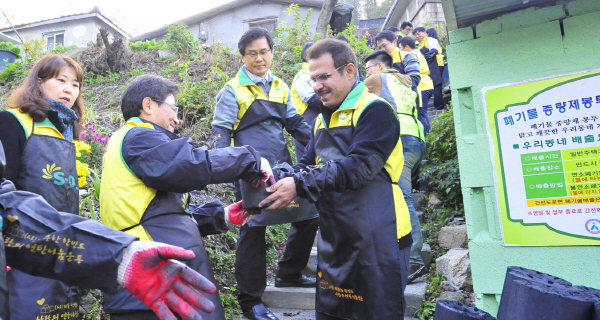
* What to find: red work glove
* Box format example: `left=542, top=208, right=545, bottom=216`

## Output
left=224, top=201, right=261, bottom=225
left=118, top=241, right=217, bottom=320
left=251, top=157, right=275, bottom=188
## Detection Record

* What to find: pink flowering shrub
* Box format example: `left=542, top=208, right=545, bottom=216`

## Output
left=79, top=122, right=110, bottom=171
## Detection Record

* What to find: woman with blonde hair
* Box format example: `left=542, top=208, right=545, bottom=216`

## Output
left=0, top=54, right=86, bottom=319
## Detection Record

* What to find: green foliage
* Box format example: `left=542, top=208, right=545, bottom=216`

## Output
left=272, top=4, right=315, bottom=83
left=417, top=270, right=447, bottom=319
left=422, top=22, right=450, bottom=49
left=22, top=37, right=46, bottom=62
left=418, top=300, right=436, bottom=320
left=0, top=42, right=21, bottom=58
left=421, top=110, right=463, bottom=209
left=52, top=45, right=78, bottom=54
left=166, top=23, right=200, bottom=57
left=266, top=224, right=291, bottom=264
left=0, top=62, right=25, bottom=85
left=421, top=207, right=455, bottom=250
left=333, top=24, right=373, bottom=75
left=128, top=65, right=148, bottom=77
left=204, top=231, right=240, bottom=318
left=129, top=39, right=168, bottom=51
left=85, top=71, right=122, bottom=86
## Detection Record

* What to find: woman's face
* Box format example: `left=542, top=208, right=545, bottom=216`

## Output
left=38, top=66, right=80, bottom=108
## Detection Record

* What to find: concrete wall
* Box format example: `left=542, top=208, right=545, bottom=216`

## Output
left=397, top=0, right=444, bottom=28
left=4, top=17, right=121, bottom=49
left=155, top=3, right=320, bottom=51
left=446, top=0, right=600, bottom=315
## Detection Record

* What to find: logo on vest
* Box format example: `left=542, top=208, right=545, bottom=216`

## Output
left=42, top=163, right=77, bottom=188
left=339, top=111, right=351, bottom=121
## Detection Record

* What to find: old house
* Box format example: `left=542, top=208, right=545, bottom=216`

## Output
left=0, top=7, right=129, bottom=50
left=131, top=0, right=354, bottom=49
left=384, top=0, right=445, bottom=30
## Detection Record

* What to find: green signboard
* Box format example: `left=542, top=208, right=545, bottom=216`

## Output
left=484, top=71, right=600, bottom=246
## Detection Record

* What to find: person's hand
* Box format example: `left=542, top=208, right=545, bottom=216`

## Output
left=118, top=241, right=217, bottom=320
left=224, top=201, right=261, bottom=225
left=259, top=177, right=297, bottom=210
left=251, top=157, right=275, bottom=188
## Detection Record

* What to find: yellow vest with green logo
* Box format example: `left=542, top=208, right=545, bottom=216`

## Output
left=291, top=63, right=310, bottom=115
left=100, top=118, right=157, bottom=241
left=226, top=68, right=288, bottom=132
left=7, top=109, right=65, bottom=139
left=380, top=73, right=424, bottom=141
left=418, top=35, right=444, bottom=66
left=313, top=85, right=412, bottom=239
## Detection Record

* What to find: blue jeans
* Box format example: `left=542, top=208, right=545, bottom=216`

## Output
left=399, top=135, right=426, bottom=264
left=419, top=90, right=433, bottom=136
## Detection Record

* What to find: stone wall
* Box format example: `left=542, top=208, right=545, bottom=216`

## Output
left=446, top=0, right=600, bottom=316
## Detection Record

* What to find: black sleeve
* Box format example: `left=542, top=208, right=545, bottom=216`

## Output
left=0, top=180, right=136, bottom=292
left=284, top=113, right=312, bottom=147
left=293, top=101, right=400, bottom=202
left=209, top=125, right=232, bottom=149
left=122, top=128, right=261, bottom=192
left=0, top=111, right=26, bottom=182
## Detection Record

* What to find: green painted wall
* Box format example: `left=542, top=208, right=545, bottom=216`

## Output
left=446, top=0, right=600, bottom=315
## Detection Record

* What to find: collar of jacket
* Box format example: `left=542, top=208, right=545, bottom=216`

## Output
left=126, top=117, right=180, bottom=140
left=337, top=82, right=366, bottom=111
left=239, top=65, right=273, bottom=86
left=302, top=63, right=309, bottom=71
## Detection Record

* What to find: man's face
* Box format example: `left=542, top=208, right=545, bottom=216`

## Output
left=241, top=37, right=273, bottom=78
left=309, top=53, right=355, bottom=109
left=365, top=60, right=384, bottom=77
left=149, top=94, right=179, bottom=132
left=376, top=39, right=396, bottom=54
left=399, top=44, right=410, bottom=52
left=414, top=31, right=426, bottom=41
left=402, top=26, right=412, bottom=35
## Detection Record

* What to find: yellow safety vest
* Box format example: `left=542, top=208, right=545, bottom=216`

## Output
left=314, top=84, right=412, bottom=239
left=100, top=118, right=157, bottom=241
left=291, top=63, right=310, bottom=115
left=380, top=73, right=424, bottom=141
left=418, top=35, right=444, bottom=66
left=400, top=50, right=434, bottom=91
left=7, top=109, right=64, bottom=139
left=226, top=68, right=288, bottom=131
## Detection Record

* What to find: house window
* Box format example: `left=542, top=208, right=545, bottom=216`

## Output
left=245, top=16, right=278, bottom=33
left=45, top=32, right=64, bottom=50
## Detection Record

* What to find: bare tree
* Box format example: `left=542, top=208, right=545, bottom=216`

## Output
left=316, top=0, right=339, bottom=37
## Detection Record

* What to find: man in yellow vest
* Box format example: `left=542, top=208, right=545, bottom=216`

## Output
left=100, top=74, right=271, bottom=320
left=0, top=141, right=220, bottom=320
left=364, top=50, right=429, bottom=284
left=399, top=36, right=435, bottom=135
left=374, top=30, right=420, bottom=91
left=291, top=42, right=320, bottom=160
left=414, top=27, right=444, bottom=111
left=259, top=38, right=412, bottom=320
left=210, top=28, right=318, bottom=320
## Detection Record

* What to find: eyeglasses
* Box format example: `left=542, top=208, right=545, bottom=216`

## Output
left=365, top=63, right=379, bottom=72
left=307, top=63, right=350, bottom=86
left=244, top=49, right=272, bottom=59
left=377, top=42, right=392, bottom=50
left=152, top=99, right=179, bottom=115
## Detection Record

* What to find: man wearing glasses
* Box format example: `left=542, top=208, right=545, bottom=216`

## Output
left=259, top=38, right=412, bottom=320
left=375, top=30, right=420, bottom=92
left=99, top=74, right=271, bottom=320
left=210, top=28, right=318, bottom=320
